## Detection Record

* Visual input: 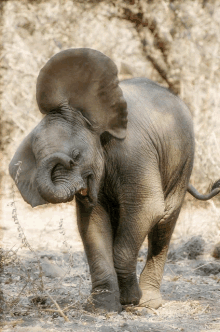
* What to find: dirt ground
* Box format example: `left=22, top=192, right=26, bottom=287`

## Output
left=1, top=179, right=220, bottom=332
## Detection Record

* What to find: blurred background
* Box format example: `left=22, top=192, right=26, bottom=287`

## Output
left=0, top=0, right=220, bottom=249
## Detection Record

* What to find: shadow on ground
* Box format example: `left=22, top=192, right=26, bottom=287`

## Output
left=1, top=244, right=220, bottom=332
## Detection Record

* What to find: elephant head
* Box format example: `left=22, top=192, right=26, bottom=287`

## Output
left=9, top=48, right=127, bottom=208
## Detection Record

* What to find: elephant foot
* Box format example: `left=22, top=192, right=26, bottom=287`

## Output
left=138, top=289, right=164, bottom=309
left=84, top=289, right=122, bottom=313
left=118, top=274, right=142, bottom=305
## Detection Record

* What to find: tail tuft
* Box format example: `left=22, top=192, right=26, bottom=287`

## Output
left=211, top=179, right=220, bottom=191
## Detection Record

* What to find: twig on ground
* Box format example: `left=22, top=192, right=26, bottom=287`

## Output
left=45, top=290, right=70, bottom=322
left=193, top=261, right=220, bottom=271
left=146, top=307, right=159, bottom=315
left=42, top=300, right=79, bottom=314
left=200, top=304, right=209, bottom=315
left=63, top=301, right=79, bottom=312
left=166, top=264, right=177, bottom=276
left=10, top=283, right=28, bottom=308
left=0, top=319, right=24, bottom=327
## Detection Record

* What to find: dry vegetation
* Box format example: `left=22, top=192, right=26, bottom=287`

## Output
left=1, top=0, right=220, bottom=331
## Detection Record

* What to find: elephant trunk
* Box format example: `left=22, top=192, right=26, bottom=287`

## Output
left=36, top=152, right=84, bottom=204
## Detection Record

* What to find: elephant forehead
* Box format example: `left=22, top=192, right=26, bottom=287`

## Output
left=32, top=127, right=96, bottom=162
left=33, top=123, right=72, bottom=145
left=33, top=111, right=86, bottom=140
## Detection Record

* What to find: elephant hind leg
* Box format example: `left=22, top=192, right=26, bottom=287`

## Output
left=138, top=157, right=192, bottom=309
left=138, top=206, right=181, bottom=309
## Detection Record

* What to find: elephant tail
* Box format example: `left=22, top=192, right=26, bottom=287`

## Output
left=187, top=180, right=220, bottom=201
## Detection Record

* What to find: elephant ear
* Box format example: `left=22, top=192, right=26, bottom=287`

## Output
left=36, top=48, right=128, bottom=139
left=9, top=130, right=47, bottom=207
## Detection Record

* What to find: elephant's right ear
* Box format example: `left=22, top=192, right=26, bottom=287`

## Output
left=9, top=131, right=47, bottom=207
left=36, top=48, right=128, bottom=139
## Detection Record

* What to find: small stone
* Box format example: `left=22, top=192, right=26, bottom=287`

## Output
left=41, top=257, right=66, bottom=278
left=195, top=262, right=220, bottom=276
left=120, top=322, right=129, bottom=328
left=14, top=276, right=21, bottom=281
left=29, top=295, right=47, bottom=306
left=137, top=307, right=150, bottom=316
left=98, top=326, right=115, bottom=332
left=5, top=278, right=13, bottom=284
left=168, top=236, right=205, bottom=261
left=186, top=236, right=206, bottom=259
left=212, top=242, right=220, bottom=259
left=81, top=314, right=96, bottom=322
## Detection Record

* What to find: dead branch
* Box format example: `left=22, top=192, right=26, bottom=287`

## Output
left=45, top=290, right=70, bottom=322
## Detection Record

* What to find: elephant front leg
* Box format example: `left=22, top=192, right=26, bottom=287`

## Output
left=76, top=201, right=121, bottom=313
left=113, top=191, right=165, bottom=306
left=139, top=209, right=180, bottom=309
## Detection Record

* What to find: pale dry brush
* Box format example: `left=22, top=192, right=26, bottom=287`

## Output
left=2, top=249, right=39, bottom=313
left=10, top=184, right=44, bottom=292
left=57, top=218, right=88, bottom=307
left=4, top=164, right=80, bottom=320
left=59, top=218, right=74, bottom=268
left=2, top=0, right=220, bottom=196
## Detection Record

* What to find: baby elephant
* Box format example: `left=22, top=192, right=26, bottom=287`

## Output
left=9, top=48, right=220, bottom=312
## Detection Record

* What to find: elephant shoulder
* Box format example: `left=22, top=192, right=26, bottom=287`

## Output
left=119, top=77, right=194, bottom=157
left=119, top=78, right=192, bottom=127
left=119, top=77, right=169, bottom=95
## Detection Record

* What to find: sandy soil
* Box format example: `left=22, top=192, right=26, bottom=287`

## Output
left=1, top=179, right=220, bottom=332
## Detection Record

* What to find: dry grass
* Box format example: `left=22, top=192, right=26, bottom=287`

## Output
left=1, top=186, right=89, bottom=323
left=1, top=0, right=220, bottom=186
left=1, top=0, right=219, bottom=238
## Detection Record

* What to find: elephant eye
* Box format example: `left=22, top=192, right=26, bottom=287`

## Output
left=72, top=150, right=80, bottom=162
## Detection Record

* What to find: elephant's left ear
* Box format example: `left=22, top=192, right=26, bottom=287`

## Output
left=9, top=131, right=47, bottom=207
left=36, top=48, right=128, bottom=139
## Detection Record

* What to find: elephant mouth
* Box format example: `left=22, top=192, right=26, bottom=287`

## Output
left=75, top=175, right=97, bottom=208
left=51, top=161, right=97, bottom=207
left=78, top=188, right=88, bottom=196
left=51, top=163, right=96, bottom=206
left=75, top=185, right=89, bottom=200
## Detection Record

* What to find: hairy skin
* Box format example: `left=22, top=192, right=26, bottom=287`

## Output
left=9, top=49, right=220, bottom=313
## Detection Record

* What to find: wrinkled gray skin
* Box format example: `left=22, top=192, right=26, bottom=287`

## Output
left=9, top=48, right=220, bottom=313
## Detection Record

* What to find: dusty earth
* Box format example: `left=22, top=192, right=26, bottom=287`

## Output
left=1, top=179, right=220, bottom=332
